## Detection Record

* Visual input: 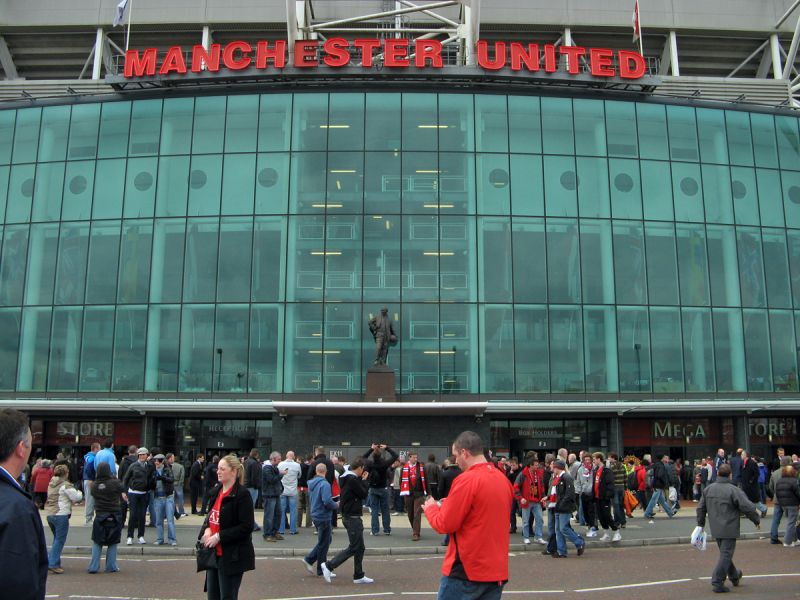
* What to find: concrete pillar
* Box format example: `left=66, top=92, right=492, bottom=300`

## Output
left=609, top=416, right=624, bottom=454
left=734, top=416, right=749, bottom=451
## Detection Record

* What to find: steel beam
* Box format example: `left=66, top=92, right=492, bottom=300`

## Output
left=0, top=35, right=19, bottom=80
left=659, top=34, right=671, bottom=75
left=668, top=30, right=680, bottom=76
left=783, top=14, right=800, bottom=78
left=92, top=28, right=104, bottom=80
left=771, top=33, right=784, bottom=78
left=727, top=39, right=768, bottom=77
left=308, top=1, right=457, bottom=31
left=777, top=0, right=800, bottom=29
left=398, top=0, right=459, bottom=27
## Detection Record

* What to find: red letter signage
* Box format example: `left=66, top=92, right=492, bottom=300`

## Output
left=124, top=48, right=157, bottom=77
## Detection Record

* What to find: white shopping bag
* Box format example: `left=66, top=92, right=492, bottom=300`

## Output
left=690, top=525, right=707, bottom=551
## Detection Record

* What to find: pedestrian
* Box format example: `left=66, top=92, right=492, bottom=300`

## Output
left=45, top=463, right=84, bottom=574
left=740, top=449, right=767, bottom=517
left=591, top=452, right=621, bottom=542
left=549, top=459, right=586, bottom=559
left=425, top=453, right=442, bottom=500
left=729, top=448, right=744, bottom=486
left=300, top=463, right=338, bottom=577
left=201, top=455, right=220, bottom=515
left=151, top=453, right=177, bottom=546
left=400, top=451, right=428, bottom=541
left=643, top=454, right=675, bottom=522
left=696, top=463, right=760, bottom=594
left=200, top=455, right=255, bottom=600
left=363, top=443, right=398, bottom=536
left=261, top=451, right=284, bottom=541
left=321, top=458, right=374, bottom=584
left=422, top=431, right=513, bottom=599
left=32, top=458, right=53, bottom=509
left=575, top=455, right=595, bottom=534
left=94, top=438, right=117, bottom=476
left=311, top=447, right=338, bottom=528
left=122, top=447, right=152, bottom=545
left=512, top=456, right=546, bottom=545
left=189, top=453, right=205, bottom=514
left=0, top=408, right=48, bottom=599
left=505, top=457, right=521, bottom=534
left=298, top=455, right=312, bottom=528
left=168, top=453, right=187, bottom=518
left=278, top=451, right=302, bottom=535
left=767, top=456, right=792, bottom=544
left=438, top=457, right=462, bottom=546
left=82, top=442, right=100, bottom=525
left=774, top=463, right=800, bottom=547
left=88, top=462, right=124, bottom=574
left=243, top=449, right=261, bottom=531
left=118, top=445, right=138, bottom=524
left=608, top=453, right=627, bottom=527
left=390, top=457, right=405, bottom=515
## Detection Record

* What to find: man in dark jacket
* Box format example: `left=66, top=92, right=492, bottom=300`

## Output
left=549, top=459, right=585, bottom=558
left=243, top=449, right=262, bottom=532
left=189, top=453, right=205, bottom=514
left=200, top=455, right=219, bottom=515
left=362, top=443, right=398, bottom=536
left=729, top=449, right=744, bottom=486
left=151, top=454, right=176, bottom=545
left=643, top=454, right=675, bottom=521
left=697, top=463, right=760, bottom=594
left=261, top=451, right=283, bottom=541
left=740, top=449, right=767, bottom=516
left=592, top=452, right=621, bottom=542
left=0, top=408, right=48, bottom=600
left=311, top=447, right=337, bottom=527
left=437, top=458, right=462, bottom=546
left=122, top=447, right=152, bottom=545
left=118, top=445, right=138, bottom=525
left=321, top=458, right=373, bottom=584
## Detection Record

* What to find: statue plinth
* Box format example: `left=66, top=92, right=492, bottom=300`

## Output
left=365, top=366, right=397, bottom=402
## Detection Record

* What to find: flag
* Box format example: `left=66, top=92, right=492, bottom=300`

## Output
left=113, top=0, right=130, bottom=27
left=632, top=0, right=641, bottom=43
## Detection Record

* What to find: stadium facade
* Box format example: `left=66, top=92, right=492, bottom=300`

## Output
left=2, top=0, right=800, bottom=464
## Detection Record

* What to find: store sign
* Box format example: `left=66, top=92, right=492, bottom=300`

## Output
left=57, top=422, right=114, bottom=438
left=653, top=420, right=707, bottom=441
left=123, top=39, right=647, bottom=80
left=749, top=418, right=797, bottom=441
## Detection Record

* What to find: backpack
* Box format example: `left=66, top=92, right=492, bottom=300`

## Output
left=626, top=469, right=638, bottom=491
left=668, top=466, right=680, bottom=487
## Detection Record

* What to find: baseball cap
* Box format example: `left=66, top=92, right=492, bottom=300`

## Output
left=154, top=453, right=166, bottom=461
left=553, top=459, right=566, bottom=470
left=136, top=447, right=149, bottom=456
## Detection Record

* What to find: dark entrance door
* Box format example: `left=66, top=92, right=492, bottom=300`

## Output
left=510, top=439, right=557, bottom=462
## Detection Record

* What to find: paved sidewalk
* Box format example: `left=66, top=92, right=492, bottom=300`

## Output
left=45, top=501, right=776, bottom=557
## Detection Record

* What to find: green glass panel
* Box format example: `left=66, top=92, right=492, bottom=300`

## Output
left=327, top=152, right=364, bottom=213
left=79, top=306, right=114, bottom=392
left=672, top=162, right=704, bottom=222
left=322, top=303, right=361, bottom=393
left=363, top=214, right=400, bottom=303
left=160, top=97, right=194, bottom=155
left=289, top=152, right=326, bottom=214
left=725, top=110, right=754, bottom=166
left=286, top=215, right=324, bottom=302
left=763, top=229, right=792, bottom=308
left=605, top=100, right=637, bottom=158
left=214, top=304, right=250, bottom=392
left=150, top=218, right=185, bottom=303
left=441, top=215, right=475, bottom=302
left=31, top=162, right=64, bottom=222
left=475, top=94, right=508, bottom=153
left=573, top=99, right=606, bottom=157
left=221, top=153, right=256, bottom=215
left=676, top=223, right=710, bottom=306
left=776, top=115, right=800, bottom=171
left=480, top=305, right=514, bottom=392
left=0, top=308, right=21, bottom=390
left=550, top=305, right=584, bottom=392
left=781, top=169, right=800, bottom=228
left=16, top=307, right=51, bottom=390
left=641, top=160, right=673, bottom=220
left=546, top=218, right=580, bottom=303
left=478, top=217, right=511, bottom=302
left=327, top=93, right=365, bottom=151
left=541, top=98, right=574, bottom=155
left=12, top=108, right=41, bottom=164
left=255, top=153, right=290, bottom=214
left=123, top=157, right=157, bottom=218
left=179, top=304, right=215, bottom=391
left=440, top=153, right=475, bottom=215
left=743, top=309, right=772, bottom=391
left=85, top=221, right=120, bottom=304
left=0, top=224, right=29, bottom=306
left=769, top=310, right=797, bottom=391
left=737, top=227, right=766, bottom=307
left=258, top=94, right=292, bottom=152
left=439, top=93, right=474, bottom=152
left=402, top=93, right=437, bottom=151
left=48, top=306, right=83, bottom=391
left=576, top=157, right=610, bottom=218
left=650, top=307, right=684, bottom=392
left=613, top=221, right=647, bottom=304
left=117, top=220, right=152, bottom=303
left=477, top=154, right=509, bottom=214
left=706, top=225, right=741, bottom=307
left=510, top=154, right=544, bottom=216
left=92, top=159, right=125, bottom=220
left=225, top=95, right=259, bottom=153
left=112, top=305, right=147, bottom=391
left=292, top=93, right=328, bottom=151
left=645, top=222, right=679, bottom=305
left=584, top=306, right=617, bottom=392
left=0, top=165, right=9, bottom=224
left=402, top=152, right=438, bottom=214
left=512, top=218, right=546, bottom=303
left=53, top=222, right=89, bottom=305
left=128, top=99, right=161, bottom=156
left=324, top=215, right=361, bottom=302
left=192, top=96, right=225, bottom=154
left=5, top=164, right=35, bottom=223
left=144, top=305, right=180, bottom=391
left=155, top=155, right=189, bottom=216
left=37, top=105, right=70, bottom=163
left=667, top=105, right=699, bottom=161
left=730, top=167, right=759, bottom=225
left=0, top=110, right=15, bottom=165
left=365, top=93, right=401, bottom=151
left=187, top=154, right=222, bottom=216
left=617, top=306, right=651, bottom=392
left=786, top=230, right=800, bottom=308
left=97, top=102, right=131, bottom=159
left=62, top=161, right=95, bottom=221
left=402, top=215, right=438, bottom=302
left=285, top=303, right=322, bottom=392
left=757, top=168, right=785, bottom=227
left=580, top=219, right=614, bottom=304
left=508, top=96, right=541, bottom=154
left=217, top=217, right=252, bottom=302
left=249, top=304, right=283, bottom=392
left=636, top=103, right=668, bottom=160
left=702, top=164, right=733, bottom=224
left=697, top=107, right=728, bottom=164
left=23, top=223, right=58, bottom=306
left=183, top=217, right=218, bottom=302
left=682, top=308, right=715, bottom=391
left=751, top=113, right=779, bottom=168
left=364, top=152, right=400, bottom=214
left=544, top=156, right=577, bottom=217
left=610, top=158, right=642, bottom=219
left=440, top=304, right=477, bottom=394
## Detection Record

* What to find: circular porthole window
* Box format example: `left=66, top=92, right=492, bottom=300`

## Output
left=789, top=186, right=800, bottom=205
left=489, top=168, right=509, bottom=189
left=21, top=178, right=34, bottom=198
left=560, top=170, right=577, bottom=191
left=134, top=171, right=153, bottom=191
left=190, top=170, right=207, bottom=189
left=69, top=175, right=87, bottom=195
left=614, top=173, right=634, bottom=193
left=680, top=177, right=699, bottom=197
left=258, top=167, right=278, bottom=188
left=731, top=180, right=747, bottom=200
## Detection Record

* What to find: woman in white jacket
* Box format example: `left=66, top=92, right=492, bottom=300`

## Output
left=45, top=464, right=83, bottom=574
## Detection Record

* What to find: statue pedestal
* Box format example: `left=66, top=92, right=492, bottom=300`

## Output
left=365, top=366, right=397, bottom=402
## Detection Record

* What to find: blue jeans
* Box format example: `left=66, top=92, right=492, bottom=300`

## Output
left=644, top=489, right=674, bottom=518
left=153, top=496, right=176, bottom=543
left=47, top=514, right=70, bottom=568
left=555, top=511, right=584, bottom=557
left=520, top=502, right=543, bottom=539
left=546, top=508, right=557, bottom=554
left=437, top=575, right=505, bottom=600
left=279, top=495, right=298, bottom=534
left=262, top=496, right=281, bottom=536
left=368, top=487, right=391, bottom=534
left=88, top=542, right=118, bottom=573
left=771, top=502, right=784, bottom=540
left=613, top=489, right=627, bottom=526
left=174, top=487, right=186, bottom=516
left=304, top=518, right=332, bottom=575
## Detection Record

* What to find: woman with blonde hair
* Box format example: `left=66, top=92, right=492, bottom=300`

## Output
left=199, top=454, right=255, bottom=600
left=45, top=463, right=83, bottom=574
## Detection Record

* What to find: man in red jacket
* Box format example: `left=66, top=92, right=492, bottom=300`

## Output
left=422, top=431, right=513, bottom=600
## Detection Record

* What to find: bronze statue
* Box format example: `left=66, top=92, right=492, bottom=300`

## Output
left=368, top=307, right=397, bottom=366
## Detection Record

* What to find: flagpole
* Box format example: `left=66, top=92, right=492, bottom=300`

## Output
left=638, top=1, right=644, bottom=57
left=126, top=0, right=133, bottom=51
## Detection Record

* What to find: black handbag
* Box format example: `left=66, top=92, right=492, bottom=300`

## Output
left=195, top=541, right=217, bottom=572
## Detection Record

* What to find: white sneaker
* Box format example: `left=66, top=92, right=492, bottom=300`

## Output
left=523, top=538, right=531, bottom=544
left=599, top=532, right=610, bottom=542
left=300, top=558, right=315, bottom=575
left=534, top=537, right=546, bottom=545
left=586, top=529, right=598, bottom=538
left=648, top=519, right=655, bottom=524
left=321, top=562, right=333, bottom=583
left=126, top=537, right=132, bottom=545
left=138, top=537, right=146, bottom=545
left=612, top=531, right=622, bottom=542
left=354, top=576, right=374, bottom=584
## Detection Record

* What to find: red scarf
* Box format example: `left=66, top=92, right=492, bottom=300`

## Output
left=400, top=462, right=427, bottom=495
left=594, top=465, right=603, bottom=499
left=549, top=473, right=562, bottom=505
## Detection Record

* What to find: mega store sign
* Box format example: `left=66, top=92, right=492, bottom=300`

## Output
left=123, top=38, right=648, bottom=80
